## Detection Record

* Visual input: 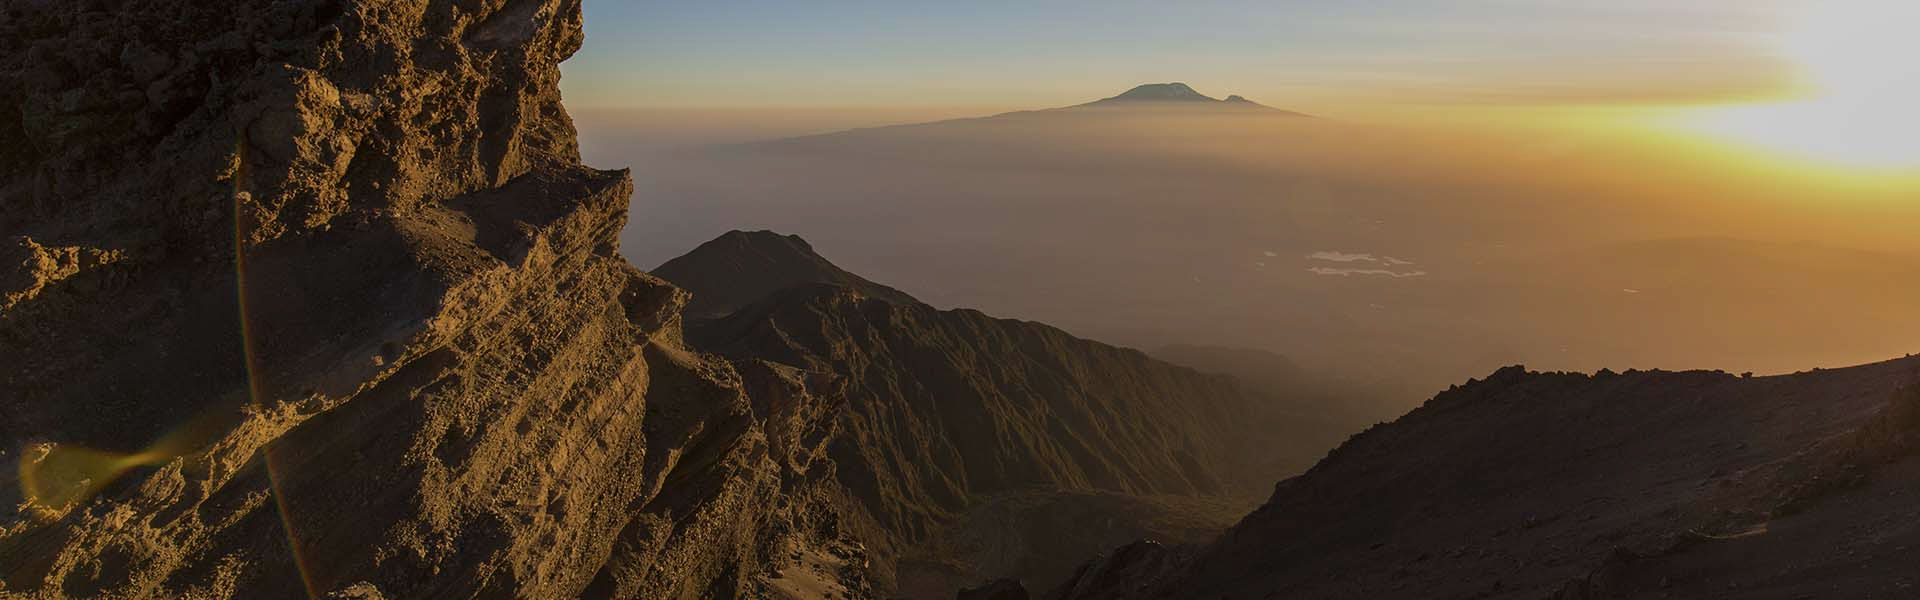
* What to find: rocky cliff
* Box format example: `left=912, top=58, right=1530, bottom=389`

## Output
left=1, top=1, right=859, bottom=597
left=1051, top=357, right=1920, bottom=599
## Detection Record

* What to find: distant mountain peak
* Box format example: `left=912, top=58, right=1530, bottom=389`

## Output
left=1108, top=82, right=1216, bottom=102
left=715, top=229, right=814, bottom=253
left=1076, top=83, right=1295, bottom=114
left=651, top=230, right=920, bottom=319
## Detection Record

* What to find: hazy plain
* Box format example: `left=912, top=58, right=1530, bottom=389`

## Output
left=581, top=103, right=1920, bottom=407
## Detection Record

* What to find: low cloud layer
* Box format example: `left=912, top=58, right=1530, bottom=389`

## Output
left=1307, top=251, right=1424, bottom=277
left=1307, top=267, right=1429, bottom=278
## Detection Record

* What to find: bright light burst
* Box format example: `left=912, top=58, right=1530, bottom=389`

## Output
left=1683, top=0, right=1920, bottom=169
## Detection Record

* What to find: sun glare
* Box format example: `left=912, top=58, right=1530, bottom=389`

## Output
left=1681, top=0, right=1920, bottom=169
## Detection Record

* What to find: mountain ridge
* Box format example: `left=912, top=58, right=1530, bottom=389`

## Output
left=651, top=230, right=1347, bottom=597
left=1050, top=355, right=1920, bottom=599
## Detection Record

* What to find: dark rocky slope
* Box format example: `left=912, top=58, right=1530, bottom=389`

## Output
left=1052, top=356, right=1920, bottom=599
left=1, top=1, right=860, bottom=597
left=654, top=231, right=1325, bottom=597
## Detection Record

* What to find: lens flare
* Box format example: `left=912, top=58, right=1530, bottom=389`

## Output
left=227, top=135, right=324, bottom=599
left=1678, top=0, right=1920, bottom=169
left=19, top=443, right=171, bottom=515
left=15, top=405, right=235, bottom=511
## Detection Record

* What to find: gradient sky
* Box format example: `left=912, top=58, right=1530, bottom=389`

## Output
left=562, top=1, right=1798, bottom=114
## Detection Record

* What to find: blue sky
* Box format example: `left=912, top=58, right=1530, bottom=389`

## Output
left=560, top=1, right=1793, bottom=112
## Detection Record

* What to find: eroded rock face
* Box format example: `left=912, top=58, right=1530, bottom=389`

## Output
left=1, top=1, right=850, bottom=597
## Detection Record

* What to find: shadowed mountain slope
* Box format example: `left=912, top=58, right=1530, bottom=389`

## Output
left=652, top=231, right=1346, bottom=597
left=1050, top=355, right=1920, bottom=599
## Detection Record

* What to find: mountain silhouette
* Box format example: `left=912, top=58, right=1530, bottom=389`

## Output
left=1095, top=82, right=1218, bottom=102
left=651, top=229, right=919, bottom=318
left=748, top=82, right=1312, bottom=150
left=1075, top=82, right=1297, bottom=114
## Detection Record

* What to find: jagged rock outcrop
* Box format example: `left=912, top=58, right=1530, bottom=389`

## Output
left=654, top=232, right=1315, bottom=597
left=1050, top=357, right=1920, bottom=599
left=1, top=1, right=857, bottom=597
